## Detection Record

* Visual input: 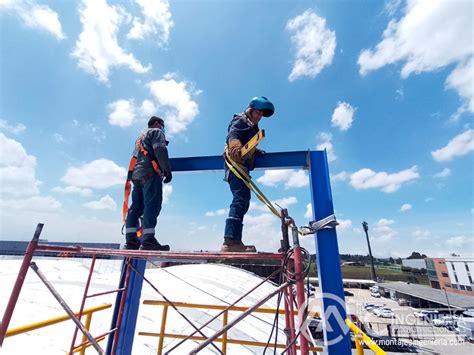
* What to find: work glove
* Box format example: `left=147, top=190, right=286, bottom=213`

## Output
left=163, top=171, right=172, bottom=184
left=228, top=139, right=244, bottom=163
left=255, top=148, right=266, bottom=156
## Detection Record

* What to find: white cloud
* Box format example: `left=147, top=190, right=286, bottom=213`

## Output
left=0, top=133, right=40, bottom=197
left=331, top=102, right=355, bottom=131
left=331, top=171, right=348, bottom=183
left=0, top=195, right=61, bottom=213
left=373, top=218, right=397, bottom=242
left=412, top=228, right=431, bottom=241
left=316, top=132, right=336, bottom=162
left=72, top=0, right=150, bottom=82
left=205, top=209, right=227, bottom=217
left=0, top=0, right=65, bottom=40
left=127, top=0, right=173, bottom=45
left=108, top=99, right=136, bottom=128
left=257, top=170, right=309, bottom=189
left=163, top=184, right=172, bottom=204
left=61, top=159, right=126, bottom=189
left=337, top=219, right=353, bottom=231
left=446, top=58, right=474, bottom=112
left=140, top=100, right=157, bottom=117
left=350, top=165, right=419, bottom=193
left=147, top=75, right=200, bottom=134
left=286, top=9, right=336, bottom=81
left=304, top=203, right=312, bottom=219
left=52, top=185, right=93, bottom=197
left=433, top=168, right=451, bottom=178
left=399, top=203, right=412, bottom=212
left=250, top=196, right=297, bottom=213
left=358, top=0, right=473, bottom=112
left=83, top=195, right=116, bottom=211
left=0, top=119, right=26, bottom=134
left=445, top=235, right=471, bottom=250
left=431, top=129, right=474, bottom=162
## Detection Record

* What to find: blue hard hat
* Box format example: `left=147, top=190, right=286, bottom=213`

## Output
left=248, top=96, right=275, bottom=117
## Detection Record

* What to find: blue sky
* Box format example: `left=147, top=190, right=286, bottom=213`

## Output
left=0, top=0, right=472, bottom=258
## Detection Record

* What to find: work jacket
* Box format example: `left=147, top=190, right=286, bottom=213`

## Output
left=132, top=128, right=171, bottom=182
left=224, top=112, right=259, bottom=180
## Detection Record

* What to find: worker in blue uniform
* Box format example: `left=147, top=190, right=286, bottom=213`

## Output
left=123, top=116, right=172, bottom=251
left=222, top=97, right=275, bottom=252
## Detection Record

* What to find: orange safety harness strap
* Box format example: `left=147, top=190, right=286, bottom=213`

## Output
left=122, top=141, right=161, bottom=237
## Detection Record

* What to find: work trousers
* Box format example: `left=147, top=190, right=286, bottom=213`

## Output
left=125, top=174, right=162, bottom=245
left=224, top=172, right=251, bottom=241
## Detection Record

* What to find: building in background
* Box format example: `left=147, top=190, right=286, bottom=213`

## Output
left=445, top=257, right=474, bottom=296
left=401, top=258, right=426, bottom=270
left=425, top=257, right=474, bottom=296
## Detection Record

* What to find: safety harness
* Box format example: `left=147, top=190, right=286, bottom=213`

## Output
left=122, top=138, right=161, bottom=237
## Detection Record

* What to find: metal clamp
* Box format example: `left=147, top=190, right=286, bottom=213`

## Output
left=300, top=214, right=339, bottom=235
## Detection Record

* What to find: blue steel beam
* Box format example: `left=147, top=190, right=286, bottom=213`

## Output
left=309, top=150, right=351, bottom=354
left=170, top=151, right=309, bottom=172
left=118, top=150, right=349, bottom=354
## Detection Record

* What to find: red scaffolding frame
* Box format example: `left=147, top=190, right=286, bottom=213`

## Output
left=0, top=222, right=312, bottom=354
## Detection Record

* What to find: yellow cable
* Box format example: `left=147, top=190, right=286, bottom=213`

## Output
left=224, top=147, right=305, bottom=236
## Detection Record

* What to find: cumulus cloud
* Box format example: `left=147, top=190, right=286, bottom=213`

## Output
left=331, top=102, right=356, bottom=131
left=434, top=168, right=451, bottom=178
left=316, top=132, right=336, bottom=162
left=445, top=235, right=471, bottom=250
left=147, top=75, right=200, bottom=134
left=286, top=9, right=336, bottom=81
left=52, top=185, right=92, bottom=197
left=373, top=218, right=397, bottom=242
left=0, top=133, right=40, bottom=197
left=83, top=195, right=117, bottom=211
left=0, top=119, right=26, bottom=134
left=358, top=0, right=473, bottom=111
left=163, top=184, right=172, bottom=204
left=127, top=0, right=173, bottom=45
left=337, top=219, right=353, bottom=231
left=61, top=159, right=126, bottom=189
left=399, top=203, right=412, bottom=212
left=257, top=170, right=309, bottom=189
left=304, top=203, right=312, bottom=219
left=350, top=165, right=419, bottom=193
left=108, top=98, right=160, bottom=128
left=331, top=171, right=348, bottom=183
left=412, top=228, right=431, bottom=241
left=205, top=208, right=228, bottom=217
left=72, top=0, right=150, bottom=82
left=0, top=0, right=65, bottom=39
left=431, top=129, right=474, bottom=162
left=0, top=195, right=61, bottom=213
left=108, top=99, right=136, bottom=128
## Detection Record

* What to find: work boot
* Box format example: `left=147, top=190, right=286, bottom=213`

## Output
left=220, top=239, right=257, bottom=253
left=139, top=238, right=170, bottom=251
left=123, top=241, right=140, bottom=250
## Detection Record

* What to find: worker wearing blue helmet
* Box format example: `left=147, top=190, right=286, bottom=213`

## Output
left=222, top=96, right=275, bottom=252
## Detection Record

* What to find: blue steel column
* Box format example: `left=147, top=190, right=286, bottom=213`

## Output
left=107, top=258, right=146, bottom=354
left=309, top=150, right=351, bottom=354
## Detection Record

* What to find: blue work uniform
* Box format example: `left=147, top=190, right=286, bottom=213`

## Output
left=224, top=112, right=259, bottom=242
left=125, top=127, right=170, bottom=246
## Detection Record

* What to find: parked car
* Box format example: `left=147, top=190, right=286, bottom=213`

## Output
left=397, top=298, right=410, bottom=306
left=370, top=291, right=381, bottom=298
left=433, top=316, right=457, bottom=327
left=373, top=307, right=392, bottom=316
left=414, top=310, right=439, bottom=321
left=379, top=309, right=396, bottom=318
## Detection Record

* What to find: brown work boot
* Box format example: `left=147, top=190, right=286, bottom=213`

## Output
left=220, top=239, right=257, bottom=252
